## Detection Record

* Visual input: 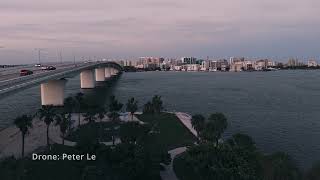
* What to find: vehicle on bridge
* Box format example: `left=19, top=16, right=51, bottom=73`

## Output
left=41, top=66, right=56, bottom=70
left=20, top=69, right=33, bottom=76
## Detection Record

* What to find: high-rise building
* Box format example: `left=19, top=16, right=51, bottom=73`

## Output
left=181, top=57, right=197, bottom=64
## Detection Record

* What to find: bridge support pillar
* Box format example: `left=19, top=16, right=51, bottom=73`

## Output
left=40, top=79, right=66, bottom=106
left=80, top=70, right=95, bottom=89
left=111, top=68, right=117, bottom=76
left=95, top=68, right=105, bottom=81
left=105, top=67, right=111, bottom=79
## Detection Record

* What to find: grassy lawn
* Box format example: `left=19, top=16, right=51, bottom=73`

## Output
left=137, top=112, right=197, bottom=151
left=66, top=121, right=121, bottom=142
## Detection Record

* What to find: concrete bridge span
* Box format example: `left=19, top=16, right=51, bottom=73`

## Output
left=0, top=61, right=123, bottom=106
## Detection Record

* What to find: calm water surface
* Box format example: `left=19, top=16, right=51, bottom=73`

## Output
left=1, top=70, right=320, bottom=169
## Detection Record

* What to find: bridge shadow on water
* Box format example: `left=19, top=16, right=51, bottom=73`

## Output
left=72, top=74, right=122, bottom=108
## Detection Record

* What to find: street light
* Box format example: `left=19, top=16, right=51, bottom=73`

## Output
left=34, top=48, right=46, bottom=64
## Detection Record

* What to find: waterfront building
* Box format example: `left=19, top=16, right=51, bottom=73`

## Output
left=287, top=58, right=299, bottom=67
left=244, top=60, right=253, bottom=70
left=200, top=61, right=209, bottom=71
left=139, top=57, right=161, bottom=69
left=254, top=59, right=268, bottom=70
left=209, top=60, right=218, bottom=70
left=217, top=59, right=229, bottom=71
left=124, top=60, right=132, bottom=67
left=181, top=57, right=197, bottom=64
left=308, top=59, right=318, bottom=67
left=173, top=65, right=182, bottom=71
left=187, top=64, right=200, bottom=71
left=230, top=61, right=244, bottom=72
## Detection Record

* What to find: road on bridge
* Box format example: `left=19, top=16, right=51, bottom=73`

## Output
left=0, top=62, right=78, bottom=81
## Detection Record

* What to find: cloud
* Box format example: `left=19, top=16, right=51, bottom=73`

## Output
left=0, top=0, right=320, bottom=63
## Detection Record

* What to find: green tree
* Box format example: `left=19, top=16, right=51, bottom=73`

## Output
left=151, top=95, right=163, bottom=114
left=63, top=97, right=76, bottom=131
left=143, top=101, right=154, bottom=114
left=63, top=97, right=75, bottom=114
left=96, top=106, right=107, bottom=142
left=191, top=114, right=205, bottom=135
left=37, top=105, right=56, bottom=147
left=201, top=113, right=228, bottom=145
left=108, top=95, right=123, bottom=145
left=14, top=115, right=33, bottom=157
left=74, top=92, right=85, bottom=127
left=261, top=152, right=301, bottom=180
left=83, top=107, right=98, bottom=123
left=55, top=112, right=71, bottom=145
left=126, top=97, right=138, bottom=120
left=305, top=161, right=320, bottom=180
left=109, top=95, right=123, bottom=112
left=109, top=143, right=162, bottom=180
left=174, top=143, right=259, bottom=180
left=227, top=133, right=257, bottom=151
left=96, top=105, right=107, bottom=123
left=119, top=122, right=149, bottom=144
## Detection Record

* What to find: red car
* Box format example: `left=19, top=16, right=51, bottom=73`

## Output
left=20, top=69, right=33, bottom=76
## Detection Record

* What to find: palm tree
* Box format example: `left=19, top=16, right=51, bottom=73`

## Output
left=55, top=112, right=71, bottom=145
left=64, top=97, right=76, bottom=131
left=37, top=105, right=55, bottom=147
left=126, top=97, right=138, bottom=120
left=74, top=92, right=85, bottom=127
left=109, top=95, right=123, bottom=112
left=97, top=106, right=107, bottom=123
left=203, top=113, right=228, bottom=145
left=96, top=106, right=107, bottom=142
left=64, top=97, right=75, bottom=114
left=108, top=95, right=123, bottom=145
left=83, top=111, right=97, bottom=123
left=191, top=114, right=205, bottom=135
left=14, top=115, right=33, bottom=157
left=143, top=101, right=154, bottom=114
left=151, top=95, right=163, bottom=114
left=108, top=111, right=121, bottom=145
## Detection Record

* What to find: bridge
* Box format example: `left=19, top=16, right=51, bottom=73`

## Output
left=0, top=61, right=123, bottom=106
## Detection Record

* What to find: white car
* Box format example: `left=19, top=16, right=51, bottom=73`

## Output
left=35, top=64, right=41, bottom=67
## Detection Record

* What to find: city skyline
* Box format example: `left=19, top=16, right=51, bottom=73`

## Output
left=1, top=0, right=320, bottom=64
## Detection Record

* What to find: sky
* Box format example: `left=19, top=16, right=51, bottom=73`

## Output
left=1, top=0, right=320, bottom=64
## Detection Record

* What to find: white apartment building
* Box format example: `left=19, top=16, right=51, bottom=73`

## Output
left=187, top=64, right=200, bottom=71
left=308, top=60, right=318, bottom=67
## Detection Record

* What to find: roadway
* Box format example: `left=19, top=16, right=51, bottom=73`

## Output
left=0, top=61, right=122, bottom=98
left=0, top=62, right=77, bottom=81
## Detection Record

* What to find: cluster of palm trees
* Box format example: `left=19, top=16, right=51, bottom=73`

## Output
left=13, top=92, right=85, bottom=157
left=191, top=113, right=228, bottom=145
left=13, top=93, right=141, bottom=158
left=142, top=95, right=164, bottom=114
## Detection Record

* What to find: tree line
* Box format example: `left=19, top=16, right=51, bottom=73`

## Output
left=173, top=113, right=320, bottom=180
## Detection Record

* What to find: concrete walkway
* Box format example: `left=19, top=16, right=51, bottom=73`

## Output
left=160, top=147, right=187, bottom=180
left=160, top=112, right=197, bottom=180
left=175, top=112, right=198, bottom=137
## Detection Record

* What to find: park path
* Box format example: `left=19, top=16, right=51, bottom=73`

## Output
left=160, top=147, right=187, bottom=180
left=160, top=112, right=197, bottom=180
left=175, top=112, right=197, bottom=137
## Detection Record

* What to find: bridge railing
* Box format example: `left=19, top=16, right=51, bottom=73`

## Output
left=0, top=63, right=95, bottom=92
left=0, top=61, right=121, bottom=96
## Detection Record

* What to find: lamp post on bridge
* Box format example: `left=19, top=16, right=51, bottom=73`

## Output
left=35, top=48, right=46, bottom=64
